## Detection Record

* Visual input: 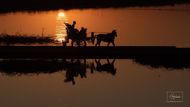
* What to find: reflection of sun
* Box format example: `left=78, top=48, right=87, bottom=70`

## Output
left=56, top=11, right=67, bottom=42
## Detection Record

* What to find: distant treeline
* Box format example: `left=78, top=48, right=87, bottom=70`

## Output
left=0, top=0, right=190, bottom=13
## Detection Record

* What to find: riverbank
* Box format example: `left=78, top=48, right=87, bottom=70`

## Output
left=0, top=46, right=190, bottom=69
left=0, top=46, right=189, bottom=59
left=0, top=0, right=189, bottom=13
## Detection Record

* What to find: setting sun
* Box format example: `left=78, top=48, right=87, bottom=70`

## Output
left=58, top=12, right=65, bottom=17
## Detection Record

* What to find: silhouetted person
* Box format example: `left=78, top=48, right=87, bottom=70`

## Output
left=65, top=20, right=76, bottom=30
left=80, top=27, right=85, bottom=37
left=91, top=32, right=95, bottom=45
left=72, top=21, right=76, bottom=29
left=65, top=21, right=82, bottom=46
left=79, top=27, right=87, bottom=46
left=65, top=21, right=77, bottom=39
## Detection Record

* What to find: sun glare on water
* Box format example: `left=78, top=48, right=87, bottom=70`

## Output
left=56, top=11, right=67, bottom=42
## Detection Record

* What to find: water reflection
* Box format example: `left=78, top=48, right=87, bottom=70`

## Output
left=95, top=59, right=116, bottom=75
left=0, top=59, right=117, bottom=85
left=55, top=10, right=67, bottom=42
left=1, top=56, right=190, bottom=85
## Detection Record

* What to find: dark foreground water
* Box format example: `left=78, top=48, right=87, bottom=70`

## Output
left=0, top=59, right=189, bottom=107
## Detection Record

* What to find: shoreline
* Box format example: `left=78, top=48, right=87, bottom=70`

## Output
left=0, top=46, right=190, bottom=59
left=0, top=0, right=189, bottom=13
left=0, top=46, right=190, bottom=69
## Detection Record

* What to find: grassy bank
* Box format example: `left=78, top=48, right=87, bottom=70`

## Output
left=0, top=34, right=55, bottom=45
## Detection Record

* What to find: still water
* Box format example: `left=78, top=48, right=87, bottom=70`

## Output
left=0, top=59, right=190, bottom=107
left=0, top=5, right=190, bottom=46
left=0, top=5, right=190, bottom=107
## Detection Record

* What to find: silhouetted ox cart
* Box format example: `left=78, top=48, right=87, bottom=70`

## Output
left=64, top=21, right=117, bottom=47
left=64, top=22, right=94, bottom=46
